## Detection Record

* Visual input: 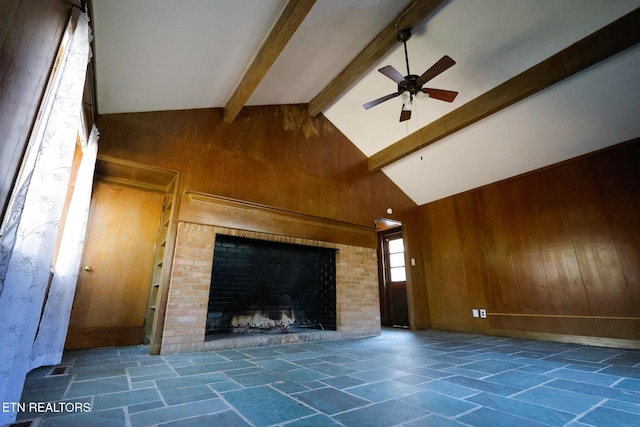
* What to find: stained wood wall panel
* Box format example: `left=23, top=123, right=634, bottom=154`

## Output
left=0, top=0, right=70, bottom=217
left=419, top=139, right=640, bottom=342
left=480, top=185, right=521, bottom=314
left=96, top=105, right=416, bottom=236
left=454, top=191, right=489, bottom=318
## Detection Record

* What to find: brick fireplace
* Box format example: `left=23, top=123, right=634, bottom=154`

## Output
left=158, top=193, right=381, bottom=355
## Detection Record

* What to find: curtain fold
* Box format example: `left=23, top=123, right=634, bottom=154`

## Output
left=0, top=12, right=92, bottom=425
left=29, top=125, right=99, bottom=370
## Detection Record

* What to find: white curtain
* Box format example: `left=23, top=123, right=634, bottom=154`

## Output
left=0, top=12, right=92, bottom=425
left=29, top=125, right=99, bottom=369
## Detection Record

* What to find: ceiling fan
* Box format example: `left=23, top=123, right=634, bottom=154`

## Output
left=363, top=28, right=459, bottom=122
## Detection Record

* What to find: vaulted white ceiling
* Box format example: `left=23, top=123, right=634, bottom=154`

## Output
left=91, top=0, right=640, bottom=206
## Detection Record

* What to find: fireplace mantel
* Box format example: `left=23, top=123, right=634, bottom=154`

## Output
left=179, top=191, right=377, bottom=249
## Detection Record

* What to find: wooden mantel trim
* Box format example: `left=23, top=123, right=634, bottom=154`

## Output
left=308, top=0, right=445, bottom=117
left=368, top=7, right=640, bottom=171
left=223, top=0, right=316, bottom=123
left=179, top=192, right=377, bottom=248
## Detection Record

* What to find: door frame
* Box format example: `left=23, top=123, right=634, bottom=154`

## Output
left=92, top=155, right=179, bottom=354
left=377, top=225, right=409, bottom=328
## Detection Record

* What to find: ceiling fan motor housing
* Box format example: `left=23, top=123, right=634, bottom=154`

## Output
left=398, top=74, right=422, bottom=96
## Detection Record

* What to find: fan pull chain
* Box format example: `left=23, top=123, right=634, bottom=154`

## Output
left=413, top=101, right=423, bottom=160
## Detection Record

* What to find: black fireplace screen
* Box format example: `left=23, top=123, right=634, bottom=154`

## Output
left=206, top=234, right=337, bottom=337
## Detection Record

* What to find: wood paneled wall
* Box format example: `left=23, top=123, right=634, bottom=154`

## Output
left=96, top=106, right=416, bottom=231
left=418, top=139, right=640, bottom=343
left=0, top=0, right=70, bottom=218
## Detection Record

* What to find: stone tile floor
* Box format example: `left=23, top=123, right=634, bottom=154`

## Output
left=14, top=329, right=640, bottom=426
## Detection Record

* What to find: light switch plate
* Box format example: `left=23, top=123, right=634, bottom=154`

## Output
left=472, top=309, right=479, bottom=318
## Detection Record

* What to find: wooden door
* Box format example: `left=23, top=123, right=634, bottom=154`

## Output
left=66, top=180, right=163, bottom=349
left=379, top=229, right=409, bottom=328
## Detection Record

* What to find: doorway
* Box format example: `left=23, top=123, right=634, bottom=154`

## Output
left=378, top=227, right=409, bottom=328
left=65, top=180, right=163, bottom=348
left=65, top=156, right=178, bottom=350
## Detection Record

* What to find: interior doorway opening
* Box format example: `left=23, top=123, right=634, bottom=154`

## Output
left=375, top=218, right=409, bottom=328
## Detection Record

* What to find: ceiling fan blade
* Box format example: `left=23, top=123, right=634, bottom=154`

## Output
left=363, top=92, right=401, bottom=110
left=400, top=101, right=412, bottom=122
left=416, top=55, right=456, bottom=86
left=378, top=65, right=404, bottom=84
left=422, top=88, right=459, bottom=102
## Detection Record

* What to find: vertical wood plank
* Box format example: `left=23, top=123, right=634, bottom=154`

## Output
left=0, top=0, right=70, bottom=216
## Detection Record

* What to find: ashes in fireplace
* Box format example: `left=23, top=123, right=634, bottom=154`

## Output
left=206, top=234, right=337, bottom=339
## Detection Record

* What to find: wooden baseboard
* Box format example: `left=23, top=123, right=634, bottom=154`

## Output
left=487, top=328, right=640, bottom=350
left=65, top=326, right=144, bottom=349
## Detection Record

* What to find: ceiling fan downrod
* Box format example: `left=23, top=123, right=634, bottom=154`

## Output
left=398, top=28, right=412, bottom=77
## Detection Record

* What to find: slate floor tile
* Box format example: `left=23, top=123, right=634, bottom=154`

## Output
left=281, top=413, right=343, bottom=426
left=333, top=399, right=427, bottom=427
left=457, top=407, right=550, bottom=427
left=280, top=367, right=329, bottom=383
left=513, top=385, right=604, bottom=414
left=347, top=379, right=417, bottom=402
left=93, top=387, right=161, bottom=410
left=307, top=362, right=357, bottom=376
left=601, top=365, right=640, bottom=380
left=546, top=378, right=640, bottom=404
left=467, top=391, right=575, bottom=426
left=39, top=408, right=126, bottom=427
left=543, top=367, right=621, bottom=386
left=403, top=389, right=477, bottom=416
left=416, top=378, right=479, bottom=398
left=222, top=385, right=314, bottom=426
left=404, top=413, right=468, bottom=427
left=615, top=378, right=640, bottom=392
left=604, top=399, right=640, bottom=415
left=129, top=398, right=228, bottom=427
left=154, top=373, right=228, bottom=390
left=442, top=374, right=521, bottom=396
left=64, top=376, right=130, bottom=399
left=294, top=387, right=370, bottom=414
left=320, top=375, right=365, bottom=389
left=23, top=375, right=73, bottom=392
left=578, top=405, right=640, bottom=426
left=173, top=359, right=255, bottom=376
left=227, top=369, right=283, bottom=387
left=486, top=369, right=551, bottom=389
left=159, top=384, right=217, bottom=405
left=158, top=410, right=251, bottom=427
left=461, top=359, right=526, bottom=374
left=71, top=364, right=127, bottom=380
left=126, top=363, right=174, bottom=378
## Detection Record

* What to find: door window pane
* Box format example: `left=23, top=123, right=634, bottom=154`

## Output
left=387, top=237, right=406, bottom=282
left=389, top=253, right=405, bottom=268
left=388, top=238, right=404, bottom=254
left=390, top=266, right=406, bottom=282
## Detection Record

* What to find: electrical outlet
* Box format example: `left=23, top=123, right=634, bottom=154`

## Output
left=472, top=309, right=479, bottom=318
left=480, top=309, right=487, bottom=319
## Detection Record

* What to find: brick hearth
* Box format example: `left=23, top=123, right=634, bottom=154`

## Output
left=160, top=223, right=381, bottom=354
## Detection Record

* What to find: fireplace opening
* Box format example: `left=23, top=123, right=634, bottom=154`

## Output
left=206, top=234, right=337, bottom=340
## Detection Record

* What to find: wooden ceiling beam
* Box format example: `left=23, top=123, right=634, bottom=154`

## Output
left=223, top=0, right=316, bottom=123
left=307, top=0, right=445, bottom=117
left=368, top=7, right=640, bottom=171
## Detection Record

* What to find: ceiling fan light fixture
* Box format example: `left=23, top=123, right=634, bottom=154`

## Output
left=401, top=91, right=411, bottom=104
